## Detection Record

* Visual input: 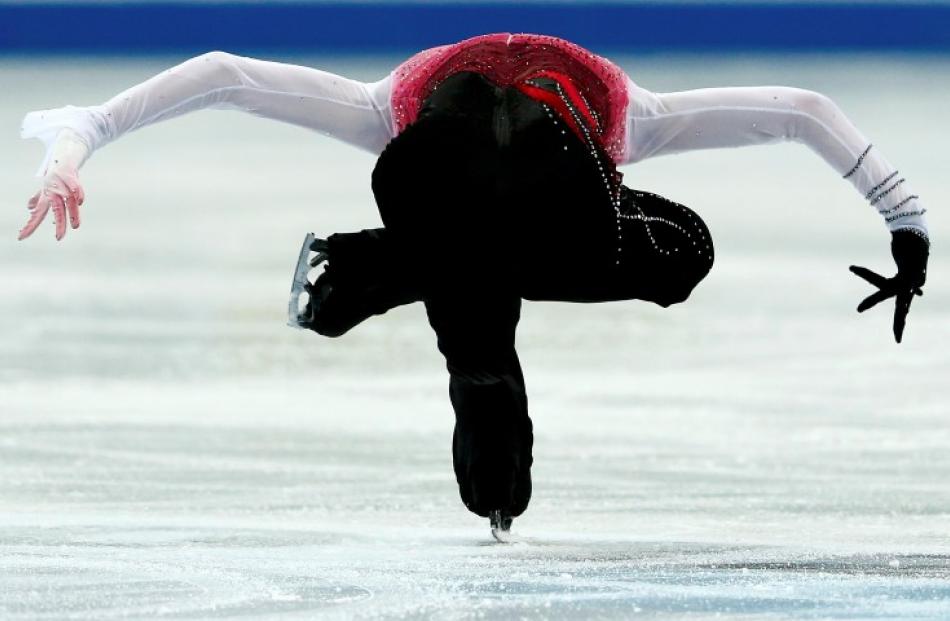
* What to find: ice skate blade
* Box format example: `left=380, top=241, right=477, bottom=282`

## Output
left=489, top=510, right=514, bottom=543
left=491, top=526, right=514, bottom=543
left=287, top=232, right=316, bottom=329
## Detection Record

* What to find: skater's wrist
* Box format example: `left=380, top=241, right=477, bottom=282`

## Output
left=21, top=106, right=103, bottom=177
left=48, top=129, right=90, bottom=173
left=890, top=228, right=929, bottom=289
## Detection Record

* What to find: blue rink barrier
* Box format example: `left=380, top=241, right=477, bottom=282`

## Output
left=1, top=2, right=949, bottom=54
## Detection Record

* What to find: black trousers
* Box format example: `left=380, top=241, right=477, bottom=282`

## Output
left=370, top=72, right=714, bottom=516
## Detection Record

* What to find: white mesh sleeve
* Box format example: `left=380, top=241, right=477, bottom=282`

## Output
left=21, top=51, right=396, bottom=176
left=622, top=78, right=928, bottom=236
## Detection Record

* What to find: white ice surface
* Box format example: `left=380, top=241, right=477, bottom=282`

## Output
left=1, top=54, right=949, bottom=619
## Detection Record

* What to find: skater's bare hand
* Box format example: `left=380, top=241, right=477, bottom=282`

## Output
left=850, top=229, right=929, bottom=343
left=19, top=167, right=84, bottom=241
left=19, top=128, right=88, bottom=241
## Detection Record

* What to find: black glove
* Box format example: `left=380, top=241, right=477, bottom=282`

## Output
left=850, top=228, right=929, bottom=343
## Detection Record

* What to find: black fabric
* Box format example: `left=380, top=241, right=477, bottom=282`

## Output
left=368, top=70, right=714, bottom=519
left=374, top=71, right=715, bottom=307
left=891, top=228, right=929, bottom=291
left=428, top=292, right=533, bottom=518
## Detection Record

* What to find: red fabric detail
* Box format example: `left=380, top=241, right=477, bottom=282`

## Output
left=515, top=82, right=586, bottom=145
left=526, top=69, right=600, bottom=133
left=390, top=33, right=629, bottom=163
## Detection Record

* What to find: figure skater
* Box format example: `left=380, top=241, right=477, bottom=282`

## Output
left=20, top=34, right=929, bottom=538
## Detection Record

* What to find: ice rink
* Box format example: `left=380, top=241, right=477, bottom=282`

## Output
left=1, top=53, right=949, bottom=619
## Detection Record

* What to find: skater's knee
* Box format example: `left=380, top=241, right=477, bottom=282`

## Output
left=448, top=365, right=522, bottom=390
left=652, top=275, right=706, bottom=307
left=446, top=354, right=526, bottom=417
left=618, top=189, right=714, bottom=307
left=444, top=343, right=523, bottom=386
left=651, top=249, right=714, bottom=307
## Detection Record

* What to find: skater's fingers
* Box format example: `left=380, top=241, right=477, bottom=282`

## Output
left=50, top=194, right=67, bottom=241
left=310, top=238, right=329, bottom=252
left=849, top=265, right=890, bottom=289
left=857, top=289, right=893, bottom=313
left=18, top=192, right=51, bottom=240
left=64, top=190, right=81, bottom=230
left=893, top=289, right=914, bottom=343
left=67, top=177, right=85, bottom=206
left=27, top=191, right=40, bottom=212
left=61, top=176, right=83, bottom=212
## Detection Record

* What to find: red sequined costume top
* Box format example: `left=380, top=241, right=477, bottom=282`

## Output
left=390, top=33, right=630, bottom=164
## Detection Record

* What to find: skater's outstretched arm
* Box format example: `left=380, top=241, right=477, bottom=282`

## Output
left=18, top=51, right=394, bottom=240
left=622, top=81, right=927, bottom=237
left=622, top=81, right=929, bottom=342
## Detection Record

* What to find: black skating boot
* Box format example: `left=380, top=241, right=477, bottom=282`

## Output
left=449, top=369, right=533, bottom=539
left=290, top=228, right=421, bottom=337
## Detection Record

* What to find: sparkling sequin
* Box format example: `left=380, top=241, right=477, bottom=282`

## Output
left=843, top=144, right=873, bottom=179
left=885, top=208, right=927, bottom=223
left=881, top=195, right=921, bottom=218
left=893, top=226, right=931, bottom=244
left=864, top=170, right=899, bottom=200
left=870, top=178, right=907, bottom=207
